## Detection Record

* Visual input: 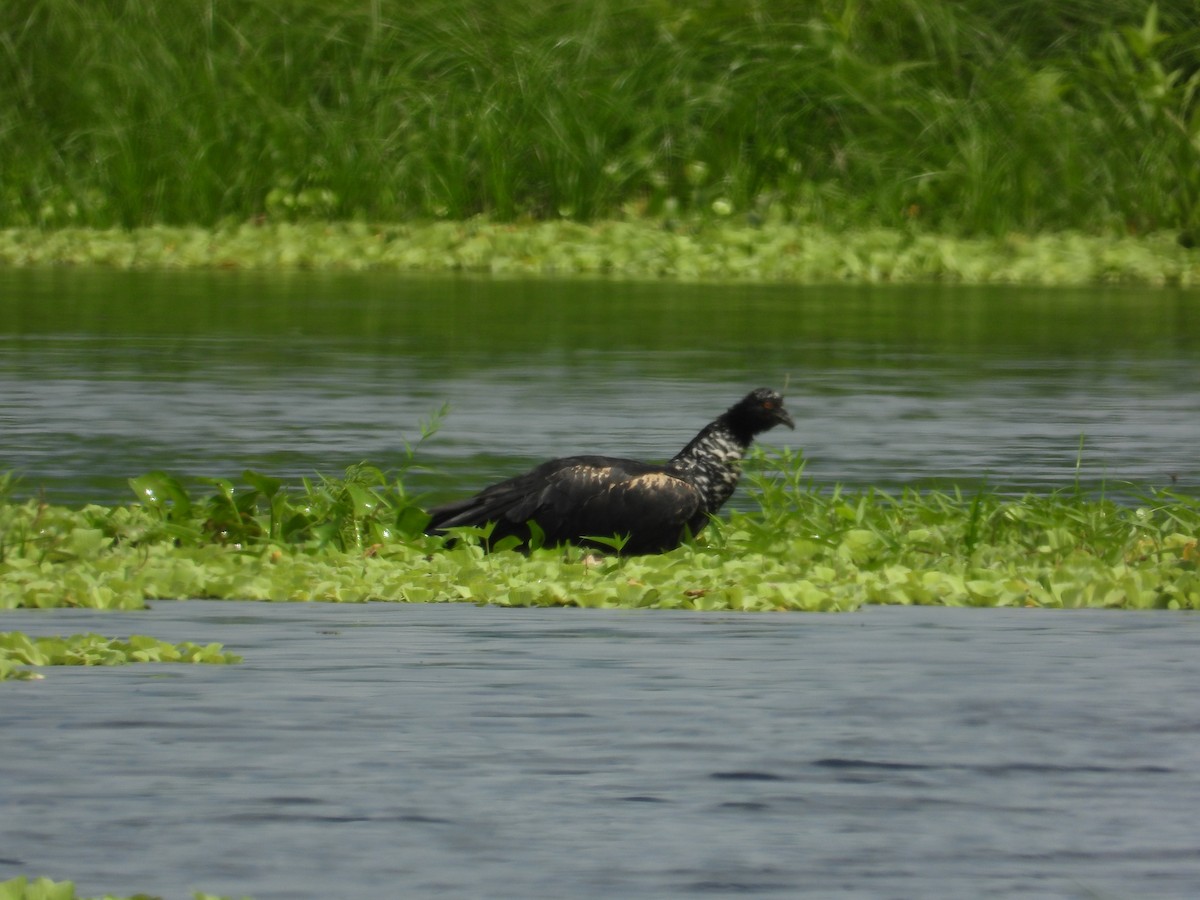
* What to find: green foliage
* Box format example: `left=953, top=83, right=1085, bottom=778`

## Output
left=120, top=408, right=441, bottom=551
left=0, top=1, right=1196, bottom=234
left=127, top=463, right=432, bottom=552
left=0, top=877, right=250, bottom=900
left=0, top=632, right=241, bottom=681
left=1, top=453, right=1197, bottom=612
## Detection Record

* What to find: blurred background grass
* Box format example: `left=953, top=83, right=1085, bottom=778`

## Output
left=2, top=0, right=1197, bottom=236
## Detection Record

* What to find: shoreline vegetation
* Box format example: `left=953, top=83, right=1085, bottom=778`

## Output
left=2, top=2, right=1199, bottom=287
left=2, top=222, right=1198, bottom=285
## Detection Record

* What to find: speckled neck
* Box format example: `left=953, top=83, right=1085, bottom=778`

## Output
left=666, top=421, right=749, bottom=513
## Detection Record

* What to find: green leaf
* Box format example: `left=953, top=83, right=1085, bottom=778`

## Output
left=344, top=484, right=379, bottom=517
left=582, top=532, right=632, bottom=553
left=525, top=518, right=546, bottom=551
left=129, top=472, right=193, bottom=519
left=490, top=535, right=525, bottom=553
left=242, top=470, right=282, bottom=498
left=16, top=876, right=76, bottom=900
left=394, top=504, right=432, bottom=537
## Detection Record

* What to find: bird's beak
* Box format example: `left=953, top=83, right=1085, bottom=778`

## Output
left=776, top=406, right=795, bottom=430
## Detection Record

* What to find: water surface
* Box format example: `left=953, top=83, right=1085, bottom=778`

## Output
left=1, top=270, right=1196, bottom=504
left=3, top=601, right=1199, bottom=899
left=3, top=272, right=1200, bottom=898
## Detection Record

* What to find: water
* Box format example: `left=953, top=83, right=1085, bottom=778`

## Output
left=3, top=270, right=1200, bottom=898
left=1, top=269, right=1197, bottom=504
left=3, top=601, right=1200, bottom=899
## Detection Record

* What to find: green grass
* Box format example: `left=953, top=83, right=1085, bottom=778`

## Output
left=2, top=1, right=1198, bottom=236
left=2, top=452, right=1197, bottom=612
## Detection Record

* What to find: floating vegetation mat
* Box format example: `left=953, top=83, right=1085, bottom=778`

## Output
left=0, top=875, right=248, bottom=900
left=1, top=454, right=1196, bottom=615
left=1, top=222, right=1198, bottom=285
left=0, top=633, right=241, bottom=681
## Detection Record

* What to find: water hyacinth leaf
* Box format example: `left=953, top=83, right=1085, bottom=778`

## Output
left=0, top=877, right=75, bottom=900
left=129, top=471, right=192, bottom=518
left=279, top=510, right=315, bottom=542
left=307, top=520, right=343, bottom=548
left=0, top=876, right=249, bottom=900
left=442, top=523, right=494, bottom=546
left=344, top=484, right=379, bottom=517
left=242, top=470, right=282, bottom=498
left=525, top=518, right=546, bottom=552
left=198, top=493, right=264, bottom=545
left=0, top=631, right=47, bottom=665
left=67, top=527, right=107, bottom=556
left=490, top=534, right=525, bottom=554
left=199, top=476, right=236, bottom=504
left=0, top=632, right=242, bottom=679
left=394, top=504, right=432, bottom=537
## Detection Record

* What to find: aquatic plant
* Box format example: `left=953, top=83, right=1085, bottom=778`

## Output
left=0, top=454, right=1196, bottom=612
left=124, top=407, right=442, bottom=552
left=0, top=876, right=250, bottom=900
left=0, top=222, right=1197, bottom=285
left=0, top=633, right=241, bottom=681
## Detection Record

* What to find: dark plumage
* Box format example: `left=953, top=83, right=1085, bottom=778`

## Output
left=426, top=388, right=795, bottom=555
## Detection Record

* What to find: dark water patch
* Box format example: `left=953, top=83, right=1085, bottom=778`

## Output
left=682, top=876, right=794, bottom=894
left=75, top=717, right=215, bottom=730
left=261, top=796, right=325, bottom=806
left=716, top=801, right=772, bottom=811
left=220, top=809, right=453, bottom=826
left=219, top=812, right=375, bottom=825
left=813, top=757, right=1177, bottom=776
left=470, top=710, right=595, bottom=719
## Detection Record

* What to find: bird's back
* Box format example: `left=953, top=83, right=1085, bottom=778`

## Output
left=426, top=455, right=705, bottom=554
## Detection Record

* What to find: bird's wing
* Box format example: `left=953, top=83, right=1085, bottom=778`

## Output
left=425, top=456, right=607, bottom=531
left=533, top=461, right=704, bottom=550
left=428, top=456, right=704, bottom=551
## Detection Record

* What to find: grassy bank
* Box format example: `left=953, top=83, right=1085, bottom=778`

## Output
left=2, top=454, right=1197, bottom=613
left=3, top=221, right=1198, bottom=285
left=2, top=1, right=1198, bottom=237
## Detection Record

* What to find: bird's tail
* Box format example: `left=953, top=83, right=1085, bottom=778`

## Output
left=425, top=481, right=535, bottom=536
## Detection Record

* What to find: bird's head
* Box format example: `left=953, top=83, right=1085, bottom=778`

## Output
left=726, top=388, right=795, bottom=437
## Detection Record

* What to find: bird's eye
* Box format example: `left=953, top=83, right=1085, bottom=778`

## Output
left=762, top=400, right=775, bottom=410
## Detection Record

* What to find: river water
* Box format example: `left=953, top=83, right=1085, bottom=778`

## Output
left=4, top=600, right=1200, bottom=900
left=1, top=270, right=1197, bottom=503
left=2, top=271, right=1199, bottom=898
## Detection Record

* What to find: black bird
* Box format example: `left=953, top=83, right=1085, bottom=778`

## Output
left=426, top=388, right=795, bottom=555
